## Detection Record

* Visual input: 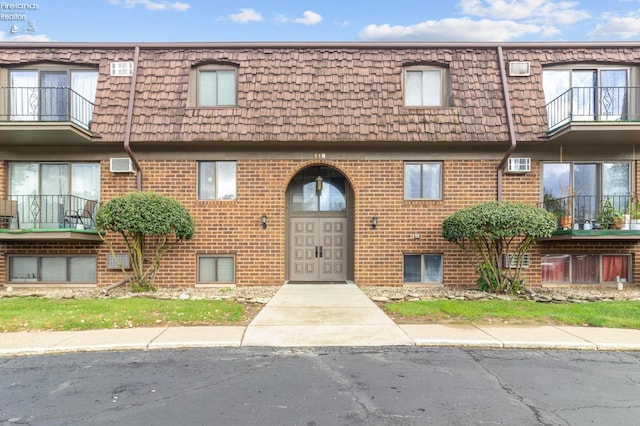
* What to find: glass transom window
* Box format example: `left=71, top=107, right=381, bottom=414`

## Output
left=290, top=167, right=347, bottom=212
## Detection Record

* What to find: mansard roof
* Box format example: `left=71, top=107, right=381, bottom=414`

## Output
left=1, top=42, right=639, bottom=143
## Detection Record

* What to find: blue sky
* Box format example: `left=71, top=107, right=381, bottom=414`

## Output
left=2, top=0, right=640, bottom=42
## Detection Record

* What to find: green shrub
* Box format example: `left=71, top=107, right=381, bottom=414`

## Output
left=443, top=201, right=556, bottom=294
left=95, top=192, right=195, bottom=292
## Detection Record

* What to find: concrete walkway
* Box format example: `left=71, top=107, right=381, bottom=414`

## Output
left=2, top=283, right=640, bottom=355
left=242, top=284, right=414, bottom=346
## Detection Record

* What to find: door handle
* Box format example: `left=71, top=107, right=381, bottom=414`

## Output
left=319, top=246, right=323, bottom=258
left=315, top=246, right=318, bottom=258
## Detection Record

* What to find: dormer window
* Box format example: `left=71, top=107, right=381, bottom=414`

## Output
left=404, top=66, right=452, bottom=107
left=195, top=65, right=237, bottom=107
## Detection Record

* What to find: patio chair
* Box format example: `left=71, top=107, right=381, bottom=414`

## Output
left=0, top=200, right=19, bottom=229
left=64, top=199, right=97, bottom=229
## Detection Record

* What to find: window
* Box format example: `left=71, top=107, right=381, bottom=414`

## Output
left=404, top=162, right=442, bottom=200
left=9, top=68, right=98, bottom=128
left=290, top=167, right=347, bottom=212
left=9, top=256, right=97, bottom=283
left=404, top=67, right=452, bottom=107
left=542, top=162, right=630, bottom=223
left=404, top=254, right=443, bottom=283
left=543, top=66, right=630, bottom=127
left=541, top=254, right=630, bottom=284
left=198, top=255, right=235, bottom=283
left=9, top=162, right=100, bottom=229
left=198, top=161, right=237, bottom=200
left=197, top=67, right=237, bottom=106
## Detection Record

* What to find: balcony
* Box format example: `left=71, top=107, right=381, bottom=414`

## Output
left=545, top=86, right=640, bottom=144
left=0, top=87, right=95, bottom=144
left=0, top=195, right=101, bottom=242
left=540, top=194, right=640, bottom=241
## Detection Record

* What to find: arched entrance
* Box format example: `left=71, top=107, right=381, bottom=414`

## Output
left=286, top=166, right=354, bottom=283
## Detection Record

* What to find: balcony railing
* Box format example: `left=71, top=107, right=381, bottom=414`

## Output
left=541, top=194, right=637, bottom=230
left=0, top=86, right=94, bottom=130
left=546, top=86, right=640, bottom=130
left=0, top=195, right=99, bottom=231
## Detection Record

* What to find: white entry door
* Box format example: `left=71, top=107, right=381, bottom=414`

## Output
left=290, top=218, right=346, bottom=282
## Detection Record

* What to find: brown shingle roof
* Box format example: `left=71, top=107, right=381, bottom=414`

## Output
left=1, top=44, right=639, bottom=144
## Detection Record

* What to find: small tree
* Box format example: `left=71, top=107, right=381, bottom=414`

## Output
left=442, top=201, right=556, bottom=294
left=95, top=192, right=195, bottom=292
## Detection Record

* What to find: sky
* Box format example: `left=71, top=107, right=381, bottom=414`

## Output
left=2, top=0, right=640, bottom=43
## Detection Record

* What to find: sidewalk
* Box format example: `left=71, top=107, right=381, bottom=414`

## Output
left=2, top=284, right=640, bottom=355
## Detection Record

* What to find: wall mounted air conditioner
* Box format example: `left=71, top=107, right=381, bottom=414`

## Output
left=110, top=61, right=134, bottom=77
left=508, top=61, right=531, bottom=77
left=107, top=253, right=131, bottom=270
left=507, top=157, right=531, bottom=174
left=110, top=158, right=134, bottom=173
left=504, top=253, right=531, bottom=269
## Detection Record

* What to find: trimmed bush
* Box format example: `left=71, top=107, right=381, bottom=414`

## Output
left=443, top=201, right=556, bottom=294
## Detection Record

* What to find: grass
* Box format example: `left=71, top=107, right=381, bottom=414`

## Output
left=3, top=296, right=639, bottom=332
left=385, top=299, right=640, bottom=329
left=0, top=297, right=247, bottom=332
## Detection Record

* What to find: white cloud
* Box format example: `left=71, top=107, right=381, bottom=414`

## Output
left=459, top=0, right=589, bottom=24
left=359, top=17, right=544, bottom=42
left=588, top=13, right=640, bottom=39
left=0, top=32, right=52, bottom=42
left=228, top=8, right=264, bottom=23
left=293, top=10, right=323, bottom=25
left=108, top=0, right=190, bottom=11
left=277, top=10, right=323, bottom=26
left=358, top=0, right=591, bottom=42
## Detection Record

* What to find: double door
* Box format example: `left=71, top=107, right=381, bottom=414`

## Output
left=290, top=218, right=346, bottom=282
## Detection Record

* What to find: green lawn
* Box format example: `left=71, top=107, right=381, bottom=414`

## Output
left=385, top=299, right=640, bottom=329
left=0, top=298, right=247, bottom=332
left=3, top=297, right=639, bottom=332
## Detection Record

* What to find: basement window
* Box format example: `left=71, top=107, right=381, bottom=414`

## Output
left=541, top=254, right=630, bottom=284
left=198, top=255, right=235, bottom=284
left=9, top=255, right=97, bottom=284
left=404, top=254, right=443, bottom=284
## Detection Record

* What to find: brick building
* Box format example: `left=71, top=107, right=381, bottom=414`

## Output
left=1, top=42, right=639, bottom=289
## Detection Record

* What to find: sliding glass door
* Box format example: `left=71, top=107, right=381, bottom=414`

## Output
left=9, top=162, right=100, bottom=229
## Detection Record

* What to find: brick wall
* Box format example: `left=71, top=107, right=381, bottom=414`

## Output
left=2, top=157, right=639, bottom=288
left=0, top=161, right=6, bottom=285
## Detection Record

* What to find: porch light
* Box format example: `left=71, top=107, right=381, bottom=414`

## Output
left=372, top=215, right=378, bottom=230
left=262, top=214, right=268, bottom=229
left=315, top=175, right=323, bottom=193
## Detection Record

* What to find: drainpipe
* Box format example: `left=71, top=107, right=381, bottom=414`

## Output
left=496, top=46, right=517, bottom=202
left=123, top=46, right=143, bottom=191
